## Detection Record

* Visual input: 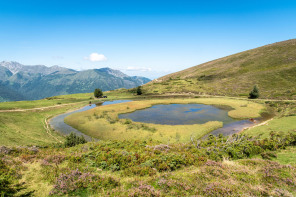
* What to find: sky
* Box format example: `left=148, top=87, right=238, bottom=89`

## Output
left=0, top=0, right=296, bottom=79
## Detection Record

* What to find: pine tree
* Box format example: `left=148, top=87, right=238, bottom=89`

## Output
left=136, top=86, right=142, bottom=95
left=249, top=85, right=259, bottom=99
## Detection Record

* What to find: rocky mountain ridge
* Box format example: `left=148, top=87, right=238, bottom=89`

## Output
left=0, top=61, right=150, bottom=101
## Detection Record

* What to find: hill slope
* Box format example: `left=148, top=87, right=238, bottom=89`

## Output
left=144, top=39, right=296, bottom=99
left=0, top=62, right=150, bottom=101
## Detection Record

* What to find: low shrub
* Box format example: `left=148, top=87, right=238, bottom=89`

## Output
left=49, top=169, right=120, bottom=195
left=261, top=151, right=277, bottom=160
left=0, top=159, right=32, bottom=196
left=64, top=133, right=87, bottom=147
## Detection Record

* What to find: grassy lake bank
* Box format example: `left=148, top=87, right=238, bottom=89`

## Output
left=65, top=98, right=265, bottom=143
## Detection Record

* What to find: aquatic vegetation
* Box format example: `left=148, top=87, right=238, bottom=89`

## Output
left=65, top=98, right=264, bottom=143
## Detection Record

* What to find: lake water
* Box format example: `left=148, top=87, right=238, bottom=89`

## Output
left=118, top=103, right=270, bottom=136
left=119, top=104, right=238, bottom=125
left=50, top=101, right=270, bottom=140
left=49, top=100, right=131, bottom=141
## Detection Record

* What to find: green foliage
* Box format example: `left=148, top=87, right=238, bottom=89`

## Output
left=64, top=132, right=87, bottom=147
left=261, top=151, right=277, bottom=160
left=193, top=131, right=296, bottom=161
left=249, top=85, right=260, bottom=99
left=0, top=159, right=18, bottom=196
left=68, top=132, right=296, bottom=178
left=136, top=86, right=142, bottom=95
left=94, top=88, right=103, bottom=98
left=0, top=158, right=33, bottom=196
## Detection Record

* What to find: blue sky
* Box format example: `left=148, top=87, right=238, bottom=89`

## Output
left=0, top=0, right=296, bottom=79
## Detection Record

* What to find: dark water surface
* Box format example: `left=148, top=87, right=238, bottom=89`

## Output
left=49, top=100, right=131, bottom=141
left=119, top=104, right=237, bottom=125
left=119, top=103, right=271, bottom=136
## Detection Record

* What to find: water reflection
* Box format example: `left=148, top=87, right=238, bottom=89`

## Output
left=119, top=104, right=237, bottom=125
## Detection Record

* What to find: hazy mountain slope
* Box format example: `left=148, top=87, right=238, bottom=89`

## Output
left=0, top=62, right=150, bottom=101
left=0, top=83, right=25, bottom=102
left=144, top=39, right=296, bottom=99
left=0, top=66, right=13, bottom=80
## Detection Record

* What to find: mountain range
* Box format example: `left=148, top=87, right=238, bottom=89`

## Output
left=0, top=61, right=150, bottom=101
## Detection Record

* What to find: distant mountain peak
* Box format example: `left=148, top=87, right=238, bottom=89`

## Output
left=0, top=61, right=77, bottom=75
left=50, top=65, right=61, bottom=68
left=0, top=61, right=24, bottom=74
left=0, top=61, right=151, bottom=101
left=97, top=67, right=129, bottom=78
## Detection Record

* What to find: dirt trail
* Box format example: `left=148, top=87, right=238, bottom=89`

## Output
left=0, top=101, right=86, bottom=112
left=146, top=93, right=296, bottom=102
left=43, top=116, right=63, bottom=143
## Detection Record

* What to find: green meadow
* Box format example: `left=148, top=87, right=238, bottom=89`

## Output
left=0, top=102, right=87, bottom=146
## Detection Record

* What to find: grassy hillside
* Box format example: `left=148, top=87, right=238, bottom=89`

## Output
left=144, top=39, right=296, bottom=99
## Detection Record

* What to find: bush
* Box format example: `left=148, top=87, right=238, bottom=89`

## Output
left=0, top=159, right=32, bottom=196
left=249, top=85, right=260, bottom=99
left=64, top=133, right=87, bottom=147
left=261, top=151, right=277, bottom=160
left=49, top=169, right=120, bottom=195
left=136, top=86, right=142, bottom=95
left=94, top=88, right=103, bottom=98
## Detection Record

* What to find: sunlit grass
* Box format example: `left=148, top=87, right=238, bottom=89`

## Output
left=0, top=103, right=90, bottom=146
left=0, top=96, right=92, bottom=110
left=244, top=116, right=296, bottom=138
left=19, top=162, right=53, bottom=197
left=272, top=147, right=296, bottom=165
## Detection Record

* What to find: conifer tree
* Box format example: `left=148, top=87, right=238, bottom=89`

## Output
left=249, top=85, right=259, bottom=99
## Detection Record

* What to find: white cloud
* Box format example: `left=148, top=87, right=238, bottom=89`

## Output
left=125, top=66, right=152, bottom=72
left=84, top=53, right=107, bottom=62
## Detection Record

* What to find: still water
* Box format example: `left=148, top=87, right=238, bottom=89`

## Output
left=49, top=100, right=131, bottom=141
left=118, top=103, right=269, bottom=136
left=119, top=104, right=238, bottom=125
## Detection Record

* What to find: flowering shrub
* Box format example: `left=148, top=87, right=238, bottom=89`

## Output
left=42, top=155, right=66, bottom=166
left=128, top=182, right=160, bottom=197
left=1, top=130, right=296, bottom=196
left=49, top=169, right=119, bottom=195
left=203, top=182, right=233, bottom=196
